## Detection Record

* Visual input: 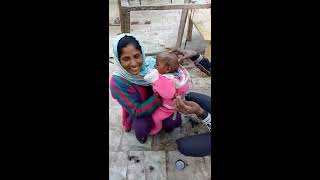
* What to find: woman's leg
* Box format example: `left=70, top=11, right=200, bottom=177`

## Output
left=122, top=108, right=132, bottom=131
left=185, top=92, right=211, bottom=113
left=162, top=112, right=182, bottom=132
left=132, top=116, right=154, bottom=143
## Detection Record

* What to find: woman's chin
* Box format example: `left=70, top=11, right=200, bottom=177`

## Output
left=129, top=70, right=140, bottom=75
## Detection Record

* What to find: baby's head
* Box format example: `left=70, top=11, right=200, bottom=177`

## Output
left=155, top=51, right=179, bottom=74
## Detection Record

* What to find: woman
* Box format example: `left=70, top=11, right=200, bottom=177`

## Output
left=110, top=33, right=182, bottom=144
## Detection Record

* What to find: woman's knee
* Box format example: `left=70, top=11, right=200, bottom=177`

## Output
left=163, top=113, right=182, bottom=130
left=133, top=117, right=153, bottom=137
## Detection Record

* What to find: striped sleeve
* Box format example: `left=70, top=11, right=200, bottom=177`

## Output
left=110, top=76, right=162, bottom=118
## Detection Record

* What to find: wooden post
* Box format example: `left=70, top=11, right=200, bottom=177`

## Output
left=204, top=41, right=211, bottom=61
left=121, top=10, right=130, bottom=33
left=118, top=0, right=130, bottom=33
left=186, top=10, right=193, bottom=41
left=176, top=0, right=191, bottom=48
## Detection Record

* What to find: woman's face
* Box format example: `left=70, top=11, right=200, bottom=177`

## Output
left=119, top=44, right=143, bottom=75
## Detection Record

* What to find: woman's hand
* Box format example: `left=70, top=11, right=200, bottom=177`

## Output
left=169, top=48, right=197, bottom=62
left=174, top=96, right=204, bottom=116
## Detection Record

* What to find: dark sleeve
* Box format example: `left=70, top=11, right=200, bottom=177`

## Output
left=190, top=54, right=211, bottom=76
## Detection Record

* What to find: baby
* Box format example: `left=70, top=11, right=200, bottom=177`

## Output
left=144, top=51, right=190, bottom=135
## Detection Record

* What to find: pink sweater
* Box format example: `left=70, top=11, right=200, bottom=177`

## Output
left=144, top=66, right=190, bottom=135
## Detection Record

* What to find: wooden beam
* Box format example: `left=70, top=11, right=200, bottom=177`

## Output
left=121, top=3, right=211, bottom=11
left=120, top=0, right=129, bottom=6
left=118, top=0, right=130, bottom=33
left=186, top=10, right=194, bottom=41
left=176, top=0, right=191, bottom=48
left=121, top=10, right=130, bottom=33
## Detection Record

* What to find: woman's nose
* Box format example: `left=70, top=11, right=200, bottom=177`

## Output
left=130, top=59, right=137, bottom=67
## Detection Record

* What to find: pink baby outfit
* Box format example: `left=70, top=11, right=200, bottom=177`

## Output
left=144, top=66, right=190, bottom=135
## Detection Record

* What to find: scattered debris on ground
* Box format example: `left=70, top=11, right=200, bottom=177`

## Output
left=131, top=21, right=139, bottom=25
left=128, top=155, right=140, bottom=163
left=113, top=17, right=120, bottom=25
left=149, top=166, right=154, bottom=171
left=145, top=20, right=151, bottom=24
left=189, top=118, right=200, bottom=128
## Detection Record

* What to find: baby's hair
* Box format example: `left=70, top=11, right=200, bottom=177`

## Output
left=157, top=51, right=179, bottom=73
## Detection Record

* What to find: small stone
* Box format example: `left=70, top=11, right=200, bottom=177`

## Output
left=144, top=20, right=151, bottom=24
left=149, top=166, right=154, bottom=171
left=131, top=21, right=139, bottom=25
left=113, top=17, right=120, bottom=25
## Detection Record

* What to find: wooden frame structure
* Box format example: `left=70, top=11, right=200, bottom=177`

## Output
left=118, top=0, right=211, bottom=48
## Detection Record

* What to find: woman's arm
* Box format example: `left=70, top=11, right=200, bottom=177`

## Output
left=110, top=76, right=162, bottom=118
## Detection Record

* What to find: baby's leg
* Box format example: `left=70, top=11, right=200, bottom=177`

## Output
left=149, top=108, right=173, bottom=135
left=150, top=110, right=163, bottom=135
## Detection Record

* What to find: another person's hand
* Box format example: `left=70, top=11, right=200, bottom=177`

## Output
left=169, top=48, right=197, bottom=62
left=174, top=96, right=204, bottom=116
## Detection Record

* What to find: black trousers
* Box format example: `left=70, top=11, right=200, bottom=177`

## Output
left=176, top=92, right=212, bottom=157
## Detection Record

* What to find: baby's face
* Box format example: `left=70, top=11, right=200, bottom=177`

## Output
left=155, top=51, right=179, bottom=74
left=155, top=57, right=170, bottom=74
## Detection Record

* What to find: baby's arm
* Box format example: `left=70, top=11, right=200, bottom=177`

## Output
left=144, top=69, right=176, bottom=99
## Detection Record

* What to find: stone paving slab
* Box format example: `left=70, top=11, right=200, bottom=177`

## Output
left=127, top=151, right=167, bottom=180
left=109, top=128, right=123, bottom=152
left=166, top=151, right=211, bottom=180
left=118, top=130, right=154, bottom=151
left=109, top=152, right=128, bottom=180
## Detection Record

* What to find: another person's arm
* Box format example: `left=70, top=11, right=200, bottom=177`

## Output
left=110, top=76, right=162, bottom=118
left=169, top=48, right=211, bottom=76
left=175, top=96, right=211, bottom=131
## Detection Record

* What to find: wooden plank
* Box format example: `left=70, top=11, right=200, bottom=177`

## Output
left=186, top=10, right=194, bottom=41
left=191, top=9, right=211, bottom=41
left=120, top=0, right=129, bottom=6
left=204, top=42, right=211, bottom=61
left=176, top=0, right=191, bottom=48
left=122, top=3, right=211, bottom=11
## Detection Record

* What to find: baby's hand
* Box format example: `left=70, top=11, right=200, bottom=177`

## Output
left=144, top=69, right=159, bottom=83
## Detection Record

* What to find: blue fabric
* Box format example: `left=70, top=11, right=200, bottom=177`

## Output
left=112, top=33, right=156, bottom=86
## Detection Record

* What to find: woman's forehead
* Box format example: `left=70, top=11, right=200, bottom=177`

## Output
left=121, top=44, right=141, bottom=55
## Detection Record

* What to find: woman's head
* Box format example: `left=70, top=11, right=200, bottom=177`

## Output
left=117, top=36, right=143, bottom=75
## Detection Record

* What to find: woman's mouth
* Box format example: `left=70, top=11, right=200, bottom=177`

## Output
left=130, top=68, right=139, bottom=74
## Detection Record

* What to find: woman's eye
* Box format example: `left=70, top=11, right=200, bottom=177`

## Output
left=134, top=54, right=140, bottom=59
left=122, top=58, right=130, bottom=62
